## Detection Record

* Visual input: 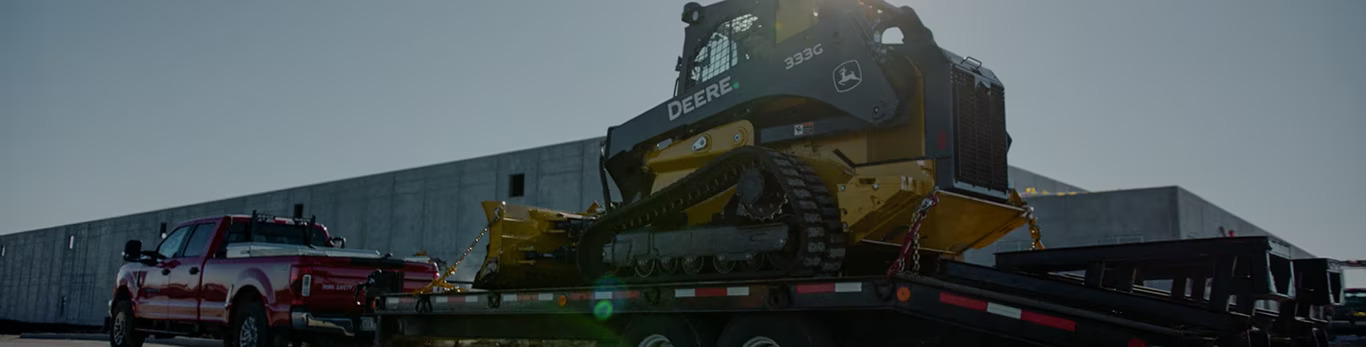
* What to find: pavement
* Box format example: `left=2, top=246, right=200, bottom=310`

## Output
left=0, top=334, right=220, bottom=347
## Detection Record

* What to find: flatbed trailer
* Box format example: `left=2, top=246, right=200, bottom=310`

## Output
left=367, top=236, right=1344, bottom=347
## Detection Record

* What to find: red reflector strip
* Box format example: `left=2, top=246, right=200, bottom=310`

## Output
left=675, top=286, right=750, bottom=298
left=796, top=282, right=864, bottom=294
left=939, top=292, right=988, bottom=310
left=696, top=287, right=727, bottom=297
left=1021, top=311, right=1077, bottom=331
left=796, top=283, right=835, bottom=294
left=518, top=293, right=538, bottom=301
left=939, top=292, right=1076, bottom=332
left=570, top=292, right=592, bottom=300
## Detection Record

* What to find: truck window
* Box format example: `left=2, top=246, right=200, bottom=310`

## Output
left=156, top=226, right=192, bottom=259
left=225, top=221, right=328, bottom=247
left=178, top=223, right=217, bottom=258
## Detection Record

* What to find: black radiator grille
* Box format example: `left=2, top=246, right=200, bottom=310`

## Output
left=951, top=68, right=1009, bottom=193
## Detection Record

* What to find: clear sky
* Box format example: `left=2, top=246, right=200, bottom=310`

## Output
left=2, top=1, right=1364, bottom=282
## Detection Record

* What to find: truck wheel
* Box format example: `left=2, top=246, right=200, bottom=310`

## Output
left=228, top=299, right=283, bottom=347
left=109, top=300, right=146, bottom=347
left=620, top=315, right=718, bottom=347
left=716, top=314, right=831, bottom=347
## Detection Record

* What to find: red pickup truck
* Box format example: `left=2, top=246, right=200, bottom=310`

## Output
left=109, top=214, right=438, bottom=347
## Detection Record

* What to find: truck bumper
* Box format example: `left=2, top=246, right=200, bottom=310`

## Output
left=290, top=309, right=375, bottom=337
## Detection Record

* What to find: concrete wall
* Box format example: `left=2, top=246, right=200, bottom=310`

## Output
left=1175, top=187, right=1313, bottom=258
left=965, top=187, right=1180, bottom=265
left=965, top=186, right=1313, bottom=266
left=0, top=138, right=605, bottom=326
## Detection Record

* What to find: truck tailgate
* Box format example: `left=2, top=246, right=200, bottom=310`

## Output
left=296, top=256, right=435, bottom=315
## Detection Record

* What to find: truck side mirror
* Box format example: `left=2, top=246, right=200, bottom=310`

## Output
left=122, top=240, right=142, bottom=262
left=330, top=236, right=347, bottom=249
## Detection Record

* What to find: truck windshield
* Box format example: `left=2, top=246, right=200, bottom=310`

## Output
left=225, top=222, right=330, bottom=247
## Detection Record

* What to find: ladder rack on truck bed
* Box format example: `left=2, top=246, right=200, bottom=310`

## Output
left=367, top=236, right=1343, bottom=346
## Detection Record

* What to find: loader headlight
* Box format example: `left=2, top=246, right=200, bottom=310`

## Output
left=682, top=2, right=703, bottom=24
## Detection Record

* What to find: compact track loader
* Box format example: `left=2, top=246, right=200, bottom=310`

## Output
left=466, top=0, right=1041, bottom=289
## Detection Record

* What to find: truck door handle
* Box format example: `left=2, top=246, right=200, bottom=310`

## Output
left=161, top=269, right=171, bottom=275
left=189, top=267, right=199, bottom=275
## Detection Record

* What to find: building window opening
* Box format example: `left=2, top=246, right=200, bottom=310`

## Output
left=293, top=204, right=304, bottom=218
left=509, top=174, right=526, bottom=198
left=160, top=222, right=168, bottom=239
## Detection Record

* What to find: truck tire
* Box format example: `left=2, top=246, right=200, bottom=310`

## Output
left=227, top=299, right=284, bottom=347
left=716, top=314, right=831, bottom=347
left=620, top=315, right=718, bottom=347
left=109, top=300, right=146, bottom=347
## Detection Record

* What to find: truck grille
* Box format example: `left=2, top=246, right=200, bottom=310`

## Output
left=951, top=68, right=1009, bottom=193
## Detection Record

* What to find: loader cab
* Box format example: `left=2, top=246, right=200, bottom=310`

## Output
left=674, top=0, right=820, bottom=95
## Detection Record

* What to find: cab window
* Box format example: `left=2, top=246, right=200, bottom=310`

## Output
left=156, top=226, right=192, bottom=259
left=225, top=221, right=328, bottom=247
left=178, top=223, right=218, bottom=258
left=688, top=14, right=760, bottom=87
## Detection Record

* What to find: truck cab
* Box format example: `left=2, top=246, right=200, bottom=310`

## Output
left=109, top=214, right=437, bottom=347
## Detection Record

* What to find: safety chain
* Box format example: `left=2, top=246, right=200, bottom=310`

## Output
left=887, top=190, right=940, bottom=276
left=1023, top=206, right=1045, bottom=250
left=449, top=226, right=490, bottom=275
left=416, top=208, right=500, bottom=294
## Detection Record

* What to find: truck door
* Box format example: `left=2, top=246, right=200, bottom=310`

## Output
left=164, top=221, right=218, bottom=321
left=143, top=224, right=193, bottom=320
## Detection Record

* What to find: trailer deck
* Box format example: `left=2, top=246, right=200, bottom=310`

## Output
left=368, top=237, right=1343, bottom=346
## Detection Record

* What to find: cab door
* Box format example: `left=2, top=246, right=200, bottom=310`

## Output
left=141, top=224, right=193, bottom=320
left=163, top=221, right=219, bottom=321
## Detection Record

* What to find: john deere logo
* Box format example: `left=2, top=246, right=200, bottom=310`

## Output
left=833, top=60, right=863, bottom=93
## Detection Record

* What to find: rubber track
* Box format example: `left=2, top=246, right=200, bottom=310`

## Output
left=577, top=146, right=845, bottom=283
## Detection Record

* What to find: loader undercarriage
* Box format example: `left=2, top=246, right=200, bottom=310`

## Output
left=580, top=146, right=846, bottom=283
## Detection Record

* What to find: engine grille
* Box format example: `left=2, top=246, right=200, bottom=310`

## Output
left=951, top=68, right=1009, bottom=193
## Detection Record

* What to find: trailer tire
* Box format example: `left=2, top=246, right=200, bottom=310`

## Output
left=717, top=313, right=831, bottom=347
left=109, top=300, right=146, bottom=347
left=620, top=315, right=718, bottom=347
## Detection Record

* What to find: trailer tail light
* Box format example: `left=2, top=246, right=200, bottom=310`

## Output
left=1127, top=338, right=1147, bottom=347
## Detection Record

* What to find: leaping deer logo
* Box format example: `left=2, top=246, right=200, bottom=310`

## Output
left=832, top=60, right=863, bottom=93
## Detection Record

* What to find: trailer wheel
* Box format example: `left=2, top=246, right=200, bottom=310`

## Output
left=620, top=315, right=718, bottom=347
left=717, top=314, right=831, bottom=347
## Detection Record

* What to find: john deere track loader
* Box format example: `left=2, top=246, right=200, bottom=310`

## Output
left=465, top=0, right=1041, bottom=289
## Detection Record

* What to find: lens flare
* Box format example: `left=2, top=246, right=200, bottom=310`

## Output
left=593, top=300, right=614, bottom=321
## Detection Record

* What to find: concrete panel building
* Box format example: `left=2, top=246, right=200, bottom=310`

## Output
left=965, top=187, right=1314, bottom=266
left=0, top=137, right=1312, bottom=326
